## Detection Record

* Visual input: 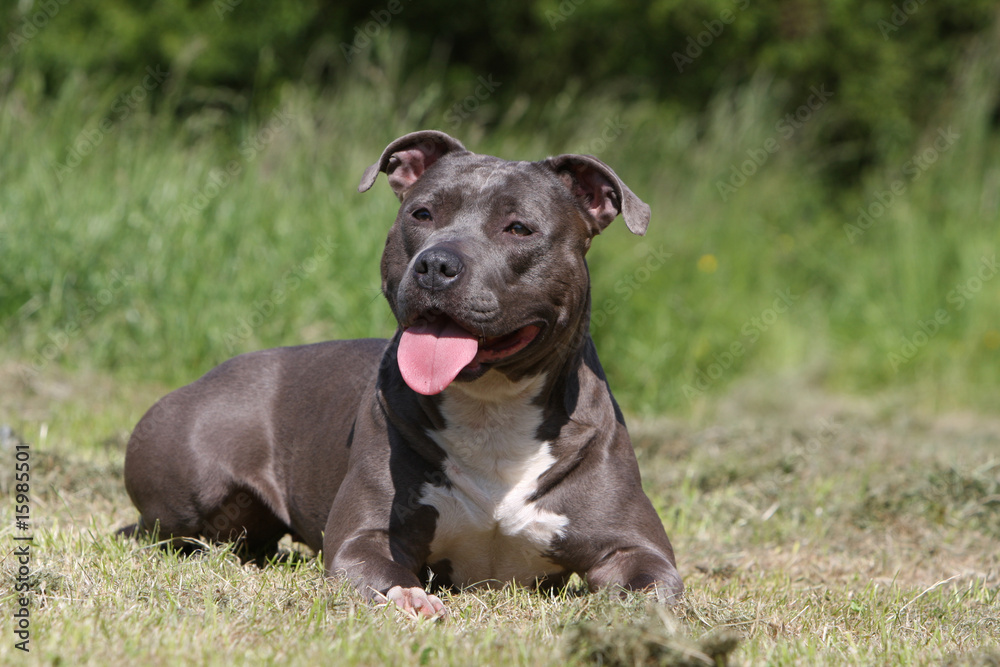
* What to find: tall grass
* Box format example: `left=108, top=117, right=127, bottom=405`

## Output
left=2, top=38, right=998, bottom=417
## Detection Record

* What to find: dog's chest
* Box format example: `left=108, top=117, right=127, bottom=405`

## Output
left=419, top=374, right=568, bottom=587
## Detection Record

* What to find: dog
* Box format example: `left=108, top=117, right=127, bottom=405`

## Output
left=120, top=130, right=683, bottom=618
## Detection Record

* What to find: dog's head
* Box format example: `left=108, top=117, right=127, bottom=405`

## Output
left=359, top=130, right=651, bottom=395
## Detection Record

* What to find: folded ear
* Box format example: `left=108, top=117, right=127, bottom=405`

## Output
left=543, top=154, right=651, bottom=236
left=358, top=130, right=468, bottom=199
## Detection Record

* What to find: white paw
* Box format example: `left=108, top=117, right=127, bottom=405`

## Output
left=383, top=585, right=447, bottom=620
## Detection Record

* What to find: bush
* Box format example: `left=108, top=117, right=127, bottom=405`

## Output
left=3, top=1, right=998, bottom=183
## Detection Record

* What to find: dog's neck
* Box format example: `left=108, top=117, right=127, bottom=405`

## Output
left=433, top=371, right=549, bottom=475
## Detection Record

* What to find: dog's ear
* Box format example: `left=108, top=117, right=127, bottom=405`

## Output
left=544, top=154, right=650, bottom=236
left=359, top=130, right=468, bottom=199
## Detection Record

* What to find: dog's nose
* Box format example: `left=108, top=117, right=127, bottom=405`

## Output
left=413, top=247, right=464, bottom=291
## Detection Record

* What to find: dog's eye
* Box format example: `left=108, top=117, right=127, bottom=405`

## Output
left=505, top=222, right=532, bottom=236
left=412, top=208, right=432, bottom=222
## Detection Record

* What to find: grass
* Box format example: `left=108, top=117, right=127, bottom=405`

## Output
left=2, top=372, right=999, bottom=665
left=2, top=40, right=999, bottom=415
left=2, top=35, right=1000, bottom=666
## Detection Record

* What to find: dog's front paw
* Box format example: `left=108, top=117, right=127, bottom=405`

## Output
left=383, top=585, right=447, bottom=620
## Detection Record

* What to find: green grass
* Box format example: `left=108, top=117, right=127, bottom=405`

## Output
left=2, top=375, right=998, bottom=665
left=2, top=42, right=999, bottom=415
left=1, top=39, right=1000, bottom=666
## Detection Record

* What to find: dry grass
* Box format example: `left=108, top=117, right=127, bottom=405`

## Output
left=1, top=369, right=998, bottom=665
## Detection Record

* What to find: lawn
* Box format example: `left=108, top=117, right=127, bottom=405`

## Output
left=2, top=59, right=999, bottom=415
left=1, top=369, right=998, bottom=665
left=1, top=49, right=999, bottom=665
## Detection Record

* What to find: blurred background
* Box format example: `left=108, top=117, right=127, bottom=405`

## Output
left=2, top=0, right=999, bottom=419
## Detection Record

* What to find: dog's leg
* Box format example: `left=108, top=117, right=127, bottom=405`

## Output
left=585, top=547, right=684, bottom=604
left=326, top=529, right=446, bottom=619
left=121, top=386, right=294, bottom=561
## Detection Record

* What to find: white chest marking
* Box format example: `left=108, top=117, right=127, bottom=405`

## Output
left=419, top=372, right=569, bottom=587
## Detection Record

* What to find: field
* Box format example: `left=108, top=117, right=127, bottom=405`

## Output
left=2, top=45, right=1000, bottom=665
left=3, top=51, right=1000, bottom=415
left=2, top=369, right=999, bottom=665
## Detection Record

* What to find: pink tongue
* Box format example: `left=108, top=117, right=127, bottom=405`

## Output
left=398, top=319, right=480, bottom=395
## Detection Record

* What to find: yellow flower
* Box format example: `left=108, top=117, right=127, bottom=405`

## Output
left=697, top=254, right=718, bottom=274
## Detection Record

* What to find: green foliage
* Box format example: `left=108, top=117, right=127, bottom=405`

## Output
left=2, top=1, right=325, bottom=98
left=3, top=1, right=998, bottom=184
left=2, top=32, right=999, bottom=412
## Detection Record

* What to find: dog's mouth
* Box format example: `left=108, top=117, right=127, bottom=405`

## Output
left=474, top=324, right=542, bottom=363
left=397, top=316, right=542, bottom=395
